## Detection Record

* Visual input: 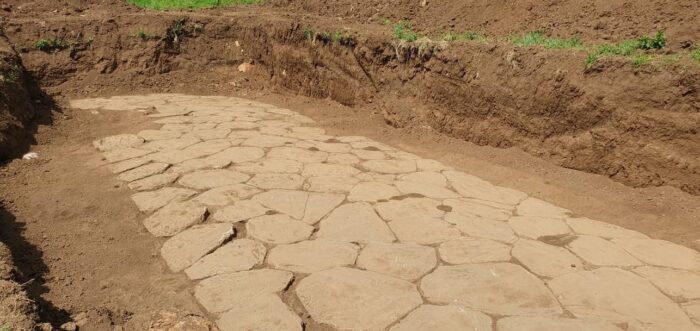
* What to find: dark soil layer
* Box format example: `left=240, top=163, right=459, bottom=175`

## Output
left=0, top=33, right=36, bottom=160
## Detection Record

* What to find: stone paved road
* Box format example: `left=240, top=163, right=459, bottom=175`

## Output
left=71, top=94, right=700, bottom=331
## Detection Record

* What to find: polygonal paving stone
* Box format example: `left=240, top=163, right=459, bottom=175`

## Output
left=421, top=263, right=563, bottom=316
left=496, top=316, right=622, bottom=331
left=442, top=198, right=511, bottom=221
left=375, top=198, right=445, bottom=221
left=218, top=121, right=259, bottom=130
left=350, top=140, right=394, bottom=151
left=316, top=202, right=396, bottom=243
left=390, top=305, right=492, bottom=331
left=683, top=301, right=700, bottom=327
left=143, top=200, right=207, bottom=237
left=211, top=200, right=270, bottom=223
left=242, top=135, right=295, bottom=147
left=362, top=159, right=417, bottom=174
left=192, top=184, right=261, bottom=206
left=438, top=238, right=511, bottom=264
left=168, top=155, right=231, bottom=174
left=511, top=239, right=582, bottom=278
left=305, top=176, right=360, bottom=193
left=103, top=147, right=153, bottom=163
left=177, top=169, right=250, bottom=190
left=247, top=173, right=304, bottom=190
left=216, top=295, right=302, bottom=331
left=444, top=212, right=518, bottom=243
left=296, top=267, right=422, bottom=330
left=356, top=172, right=396, bottom=183
left=301, top=192, right=345, bottom=225
left=352, top=149, right=386, bottom=160
left=394, top=180, right=460, bottom=199
left=268, top=147, right=328, bottom=163
left=415, top=159, right=451, bottom=171
left=252, top=189, right=309, bottom=219
left=566, top=217, right=649, bottom=239
left=356, top=242, right=436, bottom=281
left=348, top=182, right=401, bottom=202
left=567, top=235, right=642, bottom=267
left=109, top=157, right=151, bottom=174
left=633, top=266, right=700, bottom=301
left=193, top=128, right=231, bottom=141
left=194, top=269, right=293, bottom=313
left=160, top=223, right=234, bottom=272
left=206, top=146, right=265, bottom=165
left=388, top=217, right=461, bottom=245
left=93, top=134, right=144, bottom=152
left=246, top=214, right=313, bottom=244
left=443, top=171, right=527, bottom=206
left=150, top=140, right=231, bottom=164
left=138, top=129, right=183, bottom=141
left=302, top=163, right=361, bottom=177
left=235, top=158, right=303, bottom=174
left=117, top=162, right=170, bottom=182
left=398, top=171, right=447, bottom=186
left=612, top=238, right=700, bottom=271
left=139, top=135, right=201, bottom=151
left=292, top=127, right=325, bottom=135
left=547, top=267, right=695, bottom=328
left=131, top=187, right=198, bottom=213
left=516, top=197, right=571, bottom=219
left=305, top=141, right=351, bottom=153
left=184, top=239, right=267, bottom=280
left=326, top=153, right=360, bottom=165
left=508, top=216, right=571, bottom=239
left=127, top=173, right=179, bottom=191
left=267, top=240, right=359, bottom=273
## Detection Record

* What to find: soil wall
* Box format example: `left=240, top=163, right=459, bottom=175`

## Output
left=1, top=10, right=699, bottom=194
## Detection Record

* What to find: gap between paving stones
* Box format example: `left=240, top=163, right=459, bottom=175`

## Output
left=74, top=94, right=700, bottom=331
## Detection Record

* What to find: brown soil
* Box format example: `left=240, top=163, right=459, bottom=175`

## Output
left=0, top=0, right=699, bottom=329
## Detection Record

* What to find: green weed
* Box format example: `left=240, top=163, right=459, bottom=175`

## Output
left=631, top=54, right=653, bottom=67
left=585, top=31, right=667, bottom=67
left=512, top=31, right=583, bottom=49
left=442, top=31, right=487, bottom=43
left=0, top=325, right=12, bottom=331
left=127, top=0, right=262, bottom=10
left=302, top=27, right=314, bottom=40
left=135, top=28, right=147, bottom=39
left=691, top=44, right=700, bottom=64
left=393, top=21, right=420, bottom=42
left=36, top=37, right=68, bottom=51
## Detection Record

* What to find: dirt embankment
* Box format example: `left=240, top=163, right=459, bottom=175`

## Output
left=0, top=32, right=37, bottom=160
left=0, top=241, right=38, bottom=330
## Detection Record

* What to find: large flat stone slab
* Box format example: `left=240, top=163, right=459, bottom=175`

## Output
left=131, top=187, right=198, bottom=213
left=316, top=202, right=396, bottom=243
left=267, top=240, right=359, bottom=273
left=361, top=159, right=417, bottom=174
left=508, top=216, right=571, bottom=239
left=143, top=200, right=207, bottom=237
left=216, top=295, right=302, bottom=331
left=184, top=239, right=266, bottom=280
left=548, top=267, right=695, bottom=328
left=443, top=171, right=527, bottom=206
left=633, top=266, right=700, bottom=301
left=390, top=305, right=492, bottom=331
left=246, top=214, right=314, bottom=244
left=177, top=169, right=250, bottom=190
left=211, top=200, right=269, bottom=223
left=566, top=217, right=649, bottom=239
left=356, top=242, right=436, bottom=281
left=567, top=235, right=642, bottom=267
left=444, top=212, right=518, bottom=243
left=194, top=269, right=293, bottom=313
left=612, top=238, right=700, bottom=271
left=296, top=267, right=422, bottom=330
left=497, top=316, right=622, bottom=331
left=252, top=189, right=309, bottom=219
left=93, top=134, right=144, bottom=152
left=512, top=239, right=582, bottom=278
left=438, top=238, right=511, bottom=264
left=160, top=223, right=234, bottom=272
left=420, top=263, right=562, bottom=316
left=192, top=184, right=260, bottom=206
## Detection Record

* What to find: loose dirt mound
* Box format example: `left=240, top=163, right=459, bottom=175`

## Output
left=0, top=241, right=38, bottom=330
left=0, top=32, right=35, bottom=160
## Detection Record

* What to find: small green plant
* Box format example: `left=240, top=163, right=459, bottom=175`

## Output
left=512, top=31, right=583, bottom=49
left=135, top=28, right=147, bottom=39
left=381, top=18, right=392, bottom=26
left=393, top=21, right=419, bottom=42
left=585, top=31, right=667, bottom=67
left=636, top=30, right=667, bottom=50
left=302, top=27, right=314, bottom=40
left=442, top=31, right=487, bottom=43
left=36, top=37, right=68, bottom=51
left=691, top=44, right=700, bottom=64
left=631, top=54, right=653, bottom=67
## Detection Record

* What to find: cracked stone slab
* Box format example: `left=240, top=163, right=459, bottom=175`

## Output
left=633, top=266, right=700, bottom=301
left=177, top=169, right=250, bottom=190
left=301, top=192, right=345, bottom=225
left=356, top=242, right=436, bottom=281
left=103, top=147, right=153, bottom=163
left=390, top=305, right=493, bottom=331
left=511, top=239, right=583, bottom=278
left=394, top=180, right=460, bottom=199
left=267, top=240, right=359, bottom=273
left=611, top=238, right=700, bottom=271
left=143, top=200, right=207, bottom=237
left=442, top=198, right=512, bottom=221
left=444, top=212, right=518, bottom=243
left=398, top=171, right=447, bottom=186
left=387, top=217, right=462, bottom=245
left=109, top=157, right=151, bottom=174
left=516, top=197, right=571, bottom=219
left=247, top=173, right=304, bottom=190
left=296, top=267, right=422, bottom=330
left=117, top=162, right=170, bottom=182
left=93, top=134, right=144, bottom=152
left=131, top=187, right=198, bottom=213
left=348, top=182, right=401, bottom=202
left=160, top=223, right=234, bottom=272
left=192, top=184, right=261, bottom=206
left=252, top=189, right=309, bottom=219
left=216, top=295, right=302, bottom=331
left=235, top=158, right=303, bottom=174
left=438, top=238, right=511, bottom=264
left=508, top=216, right=571, bottom=240
left=443, top=171, right=527, bottom=206
left=547, top=267, right=695, bottom=328
left=246, top=214, right=314, bottom=244
left=420, top=263, right=563, bottom=316
left=567, top=235, right=642, bottom=267
left=267, top=147, right=328, bottom=163
left=566, top=217, right=649, bottom=239
left=375, top=197, right=445, bottom=221
left=127, top=173, right=179, bottom=191
left=211, top=200, right=270, bottom=223
left=305, top=176, right=360, bottom=193
left=184, top=239, right=267, bottom=280
left=497, top=316, right=622, bottom=331
left=361, top=159, right=417, bottom=174
left=194, top=269, right=293, bottom=313
left=302, top=163, right=360, bottom=178
left=316, top=202, right=396, bottom=243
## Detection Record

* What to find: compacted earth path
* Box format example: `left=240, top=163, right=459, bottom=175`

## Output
left=69, top=94, right=700, bottom=331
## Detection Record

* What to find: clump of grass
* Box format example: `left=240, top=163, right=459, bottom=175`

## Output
left=36, top=37, right=68, bottom=51
left=512, top=31, right=583, bottom=50
left=127, top=0, right=261, bottom=10
left=442, top=31, right=487, bottom=43
left=691, top=44, right=700, bottom=64
left=631, top=54, right=653, bottom=67
left=1, top=64, right=22, bottom=84
left=586, top=31, right=666, bottom=67
left=393, top=21, right=420, bottom=42
left=134, top=28, right=148, bottom=39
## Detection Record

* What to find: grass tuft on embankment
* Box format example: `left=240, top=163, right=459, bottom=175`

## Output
left=127, top=0, right=261, bottom=10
